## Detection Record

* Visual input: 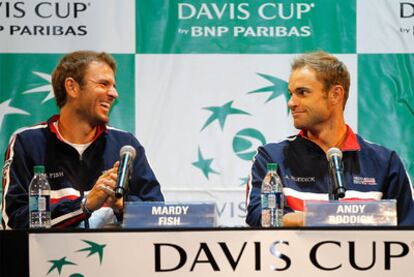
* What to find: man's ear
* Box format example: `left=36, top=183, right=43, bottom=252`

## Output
left=329, top=85, right=345, bottom=106
left=64, top=77, right=79, bottom=99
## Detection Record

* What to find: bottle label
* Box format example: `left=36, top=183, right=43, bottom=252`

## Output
left=29, top=195, right=50, bottom=212
left=29, top=196, right=39, bottom=211
left=38, top=196, right=46, bottom=211
left=268, top=193, right=276, bottom=209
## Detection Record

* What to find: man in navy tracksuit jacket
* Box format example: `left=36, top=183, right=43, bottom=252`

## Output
left=2, top=51, right=163, bottom=229
left=246, top=51, right=414, bottom=227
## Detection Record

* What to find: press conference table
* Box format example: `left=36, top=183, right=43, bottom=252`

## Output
left=2, top=227, right=414, bottom=277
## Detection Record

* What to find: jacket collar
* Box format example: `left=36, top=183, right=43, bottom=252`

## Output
left=298, top=124, right=360, bottom=151
left=48, top=114, right=107, bottom=143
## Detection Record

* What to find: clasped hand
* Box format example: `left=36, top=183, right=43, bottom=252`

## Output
left=83, top=162, right=123, bottom=213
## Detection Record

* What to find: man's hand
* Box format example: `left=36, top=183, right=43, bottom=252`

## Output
left=103, top=190, right=124, bottom=213
left=84, top=162, right=119, bottom=212
left=283, top=212, right=304, bottom=227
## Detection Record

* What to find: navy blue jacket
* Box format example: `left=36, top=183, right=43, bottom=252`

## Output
left=246, top=126, right=414, bottom=226
left=2, top=115, right=164, bottom=229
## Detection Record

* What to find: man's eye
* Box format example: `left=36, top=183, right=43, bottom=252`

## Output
left=98, top=82, right=110, bottom=88
left=297, top=89, right=307, bottom=96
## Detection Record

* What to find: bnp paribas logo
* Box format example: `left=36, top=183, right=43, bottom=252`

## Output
left=192, top=73, right=289, bottom=183
left=0, top=70, right=54, bottom=129
left=44, top=239, right=106, bottom=277
left=22, top=71, right=55, bottom=103
left=232, top=128, right=266, bottom=161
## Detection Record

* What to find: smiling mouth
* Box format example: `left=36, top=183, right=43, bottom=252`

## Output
left=100, top=102, right=111, bottom=109
left=292, top=111, right=304, bottom=117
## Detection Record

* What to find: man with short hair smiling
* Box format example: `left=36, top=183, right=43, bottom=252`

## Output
left=246, top=51, right=414, bottom=227
left=2, top=50, right=164, bottom=229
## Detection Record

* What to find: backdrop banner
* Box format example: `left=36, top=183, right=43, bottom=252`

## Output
left=1, top=0, right=413, bottom=226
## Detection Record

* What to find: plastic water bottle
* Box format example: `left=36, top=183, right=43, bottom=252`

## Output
left=29, top=165, right=51, bottom=228
left=261, top=163, right=284, bottom=227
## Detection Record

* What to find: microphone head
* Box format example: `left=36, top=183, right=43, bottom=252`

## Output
left=120, top=145, right=137, bottom=161
left=326, top=147, right=342, bottom=161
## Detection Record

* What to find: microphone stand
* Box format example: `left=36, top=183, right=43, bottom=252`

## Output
left=329, top=158, right=346, bottom=200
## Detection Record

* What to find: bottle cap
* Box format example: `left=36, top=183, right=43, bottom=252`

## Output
left=33, top=165, right=45, bottom=174
left=267, top=163, right=278, bottom=171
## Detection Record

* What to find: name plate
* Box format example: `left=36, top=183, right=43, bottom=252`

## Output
left=304, top=200, right=397, bottom=226
left=122, top=202, right=217, bottom=228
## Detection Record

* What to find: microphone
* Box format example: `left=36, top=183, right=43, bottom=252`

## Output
left=115, top=145, right=137, bottom=199
left=326, top=147, right=346, bottom=200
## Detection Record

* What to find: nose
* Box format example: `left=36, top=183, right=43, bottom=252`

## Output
left=287, top=94, right=296, bottom=110
left=108, top=86, right=118, bottom=99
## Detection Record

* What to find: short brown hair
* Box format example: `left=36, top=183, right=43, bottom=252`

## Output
left=51, top=50, right=117, bottom=108
left=291, top=51, right=350, bottom=108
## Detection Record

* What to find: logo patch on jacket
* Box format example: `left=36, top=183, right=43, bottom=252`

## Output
left=48, top=171, right=64, bottom=179
left=353, top=176, right=377, bottom=185
left=285, top=175, right=315, bottom=183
